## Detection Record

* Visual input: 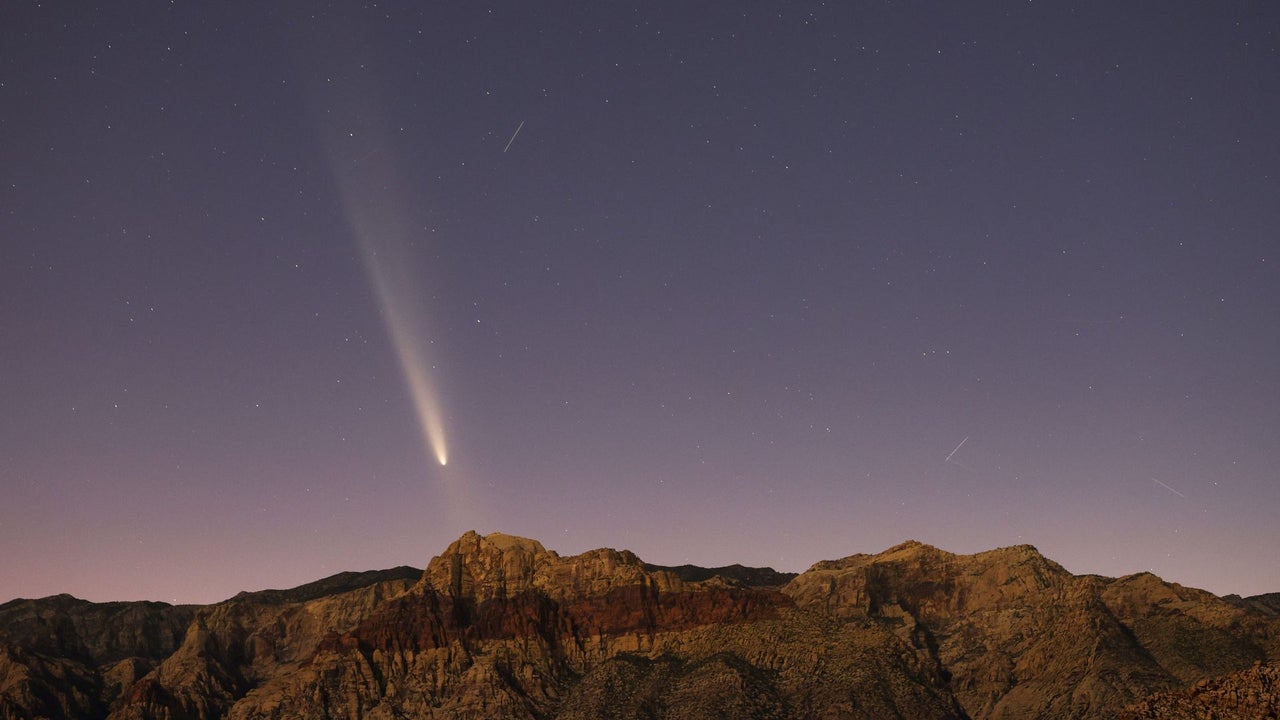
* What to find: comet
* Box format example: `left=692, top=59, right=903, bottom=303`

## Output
left=365, top=257, right=450, bottom=467
left=301, top=37, right=462, bottom=517
left=322, top=132, right=451, bottom=469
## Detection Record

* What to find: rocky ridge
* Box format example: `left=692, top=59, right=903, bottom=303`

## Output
left=2, top=532, right=1277, bottom=719
left=1122, top=661, right=1280, bottom=719
left=0, top=594, right=197, bottom=719
left=1227, top=591, right=1280, bottom=619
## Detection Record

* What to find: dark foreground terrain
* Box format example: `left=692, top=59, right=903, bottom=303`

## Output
left=3, top=531, right=1278, bottom=719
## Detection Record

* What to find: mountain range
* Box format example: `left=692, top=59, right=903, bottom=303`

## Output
left=2, top=531, right=1277, bottom=719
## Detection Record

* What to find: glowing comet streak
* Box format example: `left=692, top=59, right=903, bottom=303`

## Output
left=303, top=37, right=469, bottom=521
left=364, top=261, right=449, bottom=467
left=328, top=142, right=452, bottom=470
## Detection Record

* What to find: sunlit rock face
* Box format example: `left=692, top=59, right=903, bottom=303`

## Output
left=2, top=532, right=1278, bottom=720
left=421, top=530, right=691, bottom=603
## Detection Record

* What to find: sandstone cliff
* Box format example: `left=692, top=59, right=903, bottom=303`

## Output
left=109, top=567, right=420, bottom=720
left=223, top=531, right=962, bottom=719
left=2, top=534, right=1277, bottom=720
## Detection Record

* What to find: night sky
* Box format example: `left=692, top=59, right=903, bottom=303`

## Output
left=3, top=2, right=1278, bottom=604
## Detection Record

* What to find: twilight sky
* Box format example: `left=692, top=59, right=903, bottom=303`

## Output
left=2, top=1, right=1278, bottom=604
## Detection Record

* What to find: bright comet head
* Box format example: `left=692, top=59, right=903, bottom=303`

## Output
left=379, top=294, right=451, bottom=473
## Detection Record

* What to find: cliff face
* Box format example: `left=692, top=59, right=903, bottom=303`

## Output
left=109, top=568, right=420, bottom=720
left=228, top=531, right=942, bottom=719
left=2, top=533, right=1277, bottom=720
left=0, top=642, right=101, bottom=720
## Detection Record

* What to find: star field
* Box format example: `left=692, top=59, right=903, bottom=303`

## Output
left=1, top=1, right=1278, bottom=603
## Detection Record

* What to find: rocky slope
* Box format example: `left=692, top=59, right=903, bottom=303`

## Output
left=1226, top=591, right=1280, bottom=619
left=1121, top=661, right=1280, bottom=719
left=109, top=567, right=420, bottom=720
left=0, top=594, right=198, bottom=719
left=785, top=540, right=1277, bottom=718
left=0, top=568, right=418, bottom=720
left=0, top=594, right=196, bottom=669
left=2, top=533, right=1277, bottom=719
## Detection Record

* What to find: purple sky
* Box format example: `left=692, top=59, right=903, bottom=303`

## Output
left=3, top=2, right=1278, bottom=604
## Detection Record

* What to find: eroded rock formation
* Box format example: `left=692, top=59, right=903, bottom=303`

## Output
left=2, top=533, right=1277, bottom=719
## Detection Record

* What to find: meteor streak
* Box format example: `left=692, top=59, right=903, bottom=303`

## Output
left=1153, top=478, right=1185, bottom=498
left=945, top=436, right=969, bottom=463
left=503, top=120, right=524, bottom=152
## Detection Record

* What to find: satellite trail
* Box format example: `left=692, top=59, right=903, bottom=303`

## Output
left=1153, top=478, right=1186, bottom=498
left=945, top=436, right=969, bottom=463
left=503, top=120, right=525, bottom=152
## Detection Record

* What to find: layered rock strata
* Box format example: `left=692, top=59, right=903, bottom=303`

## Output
left=3, top=533, right=1278, bottom=720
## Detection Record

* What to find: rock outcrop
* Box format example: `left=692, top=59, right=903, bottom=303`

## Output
left=2, top=534, right=1277, bottom=719
left=1226, top=591, right=1280, bottom=619
left=109, top=567, right=420, bottom=720
left=0, top=594, right=195, bottom=668
left=1122, top=661, right=1280, bottom=719
left=1100, top=572, right=1275, bottom=682
left=0, top=594, right=197, bottom=719
left=0, top=641, right=102, bottom=720
left=225, top=532, right=913, bottom=719
left=782, top=540, right=1277, bottom=718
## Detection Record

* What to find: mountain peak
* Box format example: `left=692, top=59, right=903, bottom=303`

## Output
left=445, top=530, right=549, bottom=559
left=421, top=530, right=553, bottom=602
left=422, top=530, right=676, bottom=602
left=878, top=539, right=949, bottom=560
left=479, top=531, right=550, bottom=554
